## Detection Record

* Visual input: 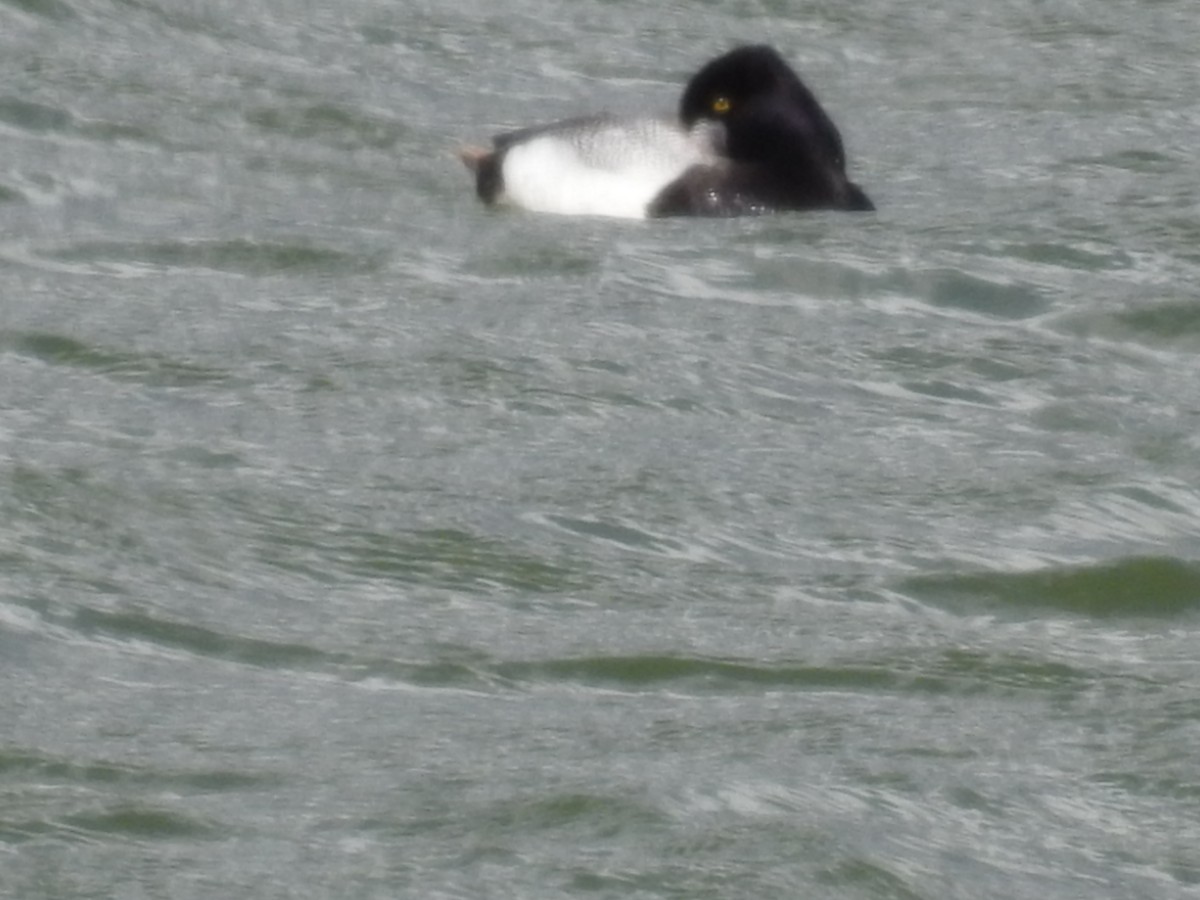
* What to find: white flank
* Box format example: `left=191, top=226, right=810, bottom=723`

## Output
left=497, top=117, right=720, bottom=219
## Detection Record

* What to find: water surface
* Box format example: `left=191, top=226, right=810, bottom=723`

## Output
left=2, top=0, right=1200, bottom=897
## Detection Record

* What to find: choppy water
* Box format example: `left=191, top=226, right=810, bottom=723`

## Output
left=3, top=0, right=1200, bottom=897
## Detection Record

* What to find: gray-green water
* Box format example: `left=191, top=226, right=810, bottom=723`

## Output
left=3, top=0, right=1200, bottom=897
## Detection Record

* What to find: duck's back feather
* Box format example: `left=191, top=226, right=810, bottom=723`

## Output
left=479, top=115, right=721, bottom=218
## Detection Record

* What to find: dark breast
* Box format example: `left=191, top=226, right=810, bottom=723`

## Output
left=647, top=162, right=874, bottom=218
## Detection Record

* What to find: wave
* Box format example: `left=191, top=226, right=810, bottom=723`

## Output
left=900, top=555, right=1200, bottom=618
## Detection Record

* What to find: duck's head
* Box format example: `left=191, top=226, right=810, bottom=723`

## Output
left=678, top=45, right=872, bottom=210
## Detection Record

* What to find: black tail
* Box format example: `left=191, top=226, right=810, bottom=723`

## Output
left=459, top=147, right=505, bottom=205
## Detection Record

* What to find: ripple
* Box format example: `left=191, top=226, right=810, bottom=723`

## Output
left=50, top=601, right=500, bottom=690
left=985, top=238, right=1137, bottom=272
left=72, top=606, right=328, bottom=669
left=0, top=747, right=279, bottom=793
left=245, top=102, right=407, bottom=150
left=0, top=803, right=217, bottom=845
left=1043, top=483, right=1200, bottom=545
left=473, top=789, right=665, bottom=835
left=896, top=378, right=1003, bottom=407
left=1054, top=298, right=1200, bottom=350
left=901, top=556, right=1200, bottom=618
left=1115, top=299, right=1200, bottom=341
left=536, top=513, right=720, bottom=561
left=0, top=95, right=154, bottom=147
left=1065, top=148, right=1180, bottom=175
left=311, top=526, right=583, bottom=593
left=917, top=267, right=1049, bottom=320
left=3, top=239, right=383, bottom=278
left=3, top=330, right=233, bottom=387
left=817, top=858, right=930, bottom=900
left=490, top=649, right=1099, bottom=697
left=60, top=805, right=216, bottom=840
left=1, top=0, right=75, bottom=19
left=0, top=97, right=73, bottom=134
left=0, top=182, right=25, bottom=204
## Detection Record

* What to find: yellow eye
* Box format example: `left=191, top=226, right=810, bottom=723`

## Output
left=712, top=96, right=731, bottom=114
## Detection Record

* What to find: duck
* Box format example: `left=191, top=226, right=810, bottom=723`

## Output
left=459, top=45, right=874, bottom=219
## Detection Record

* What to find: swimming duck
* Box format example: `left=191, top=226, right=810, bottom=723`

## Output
left=460, top=45, right=874, bottom=219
